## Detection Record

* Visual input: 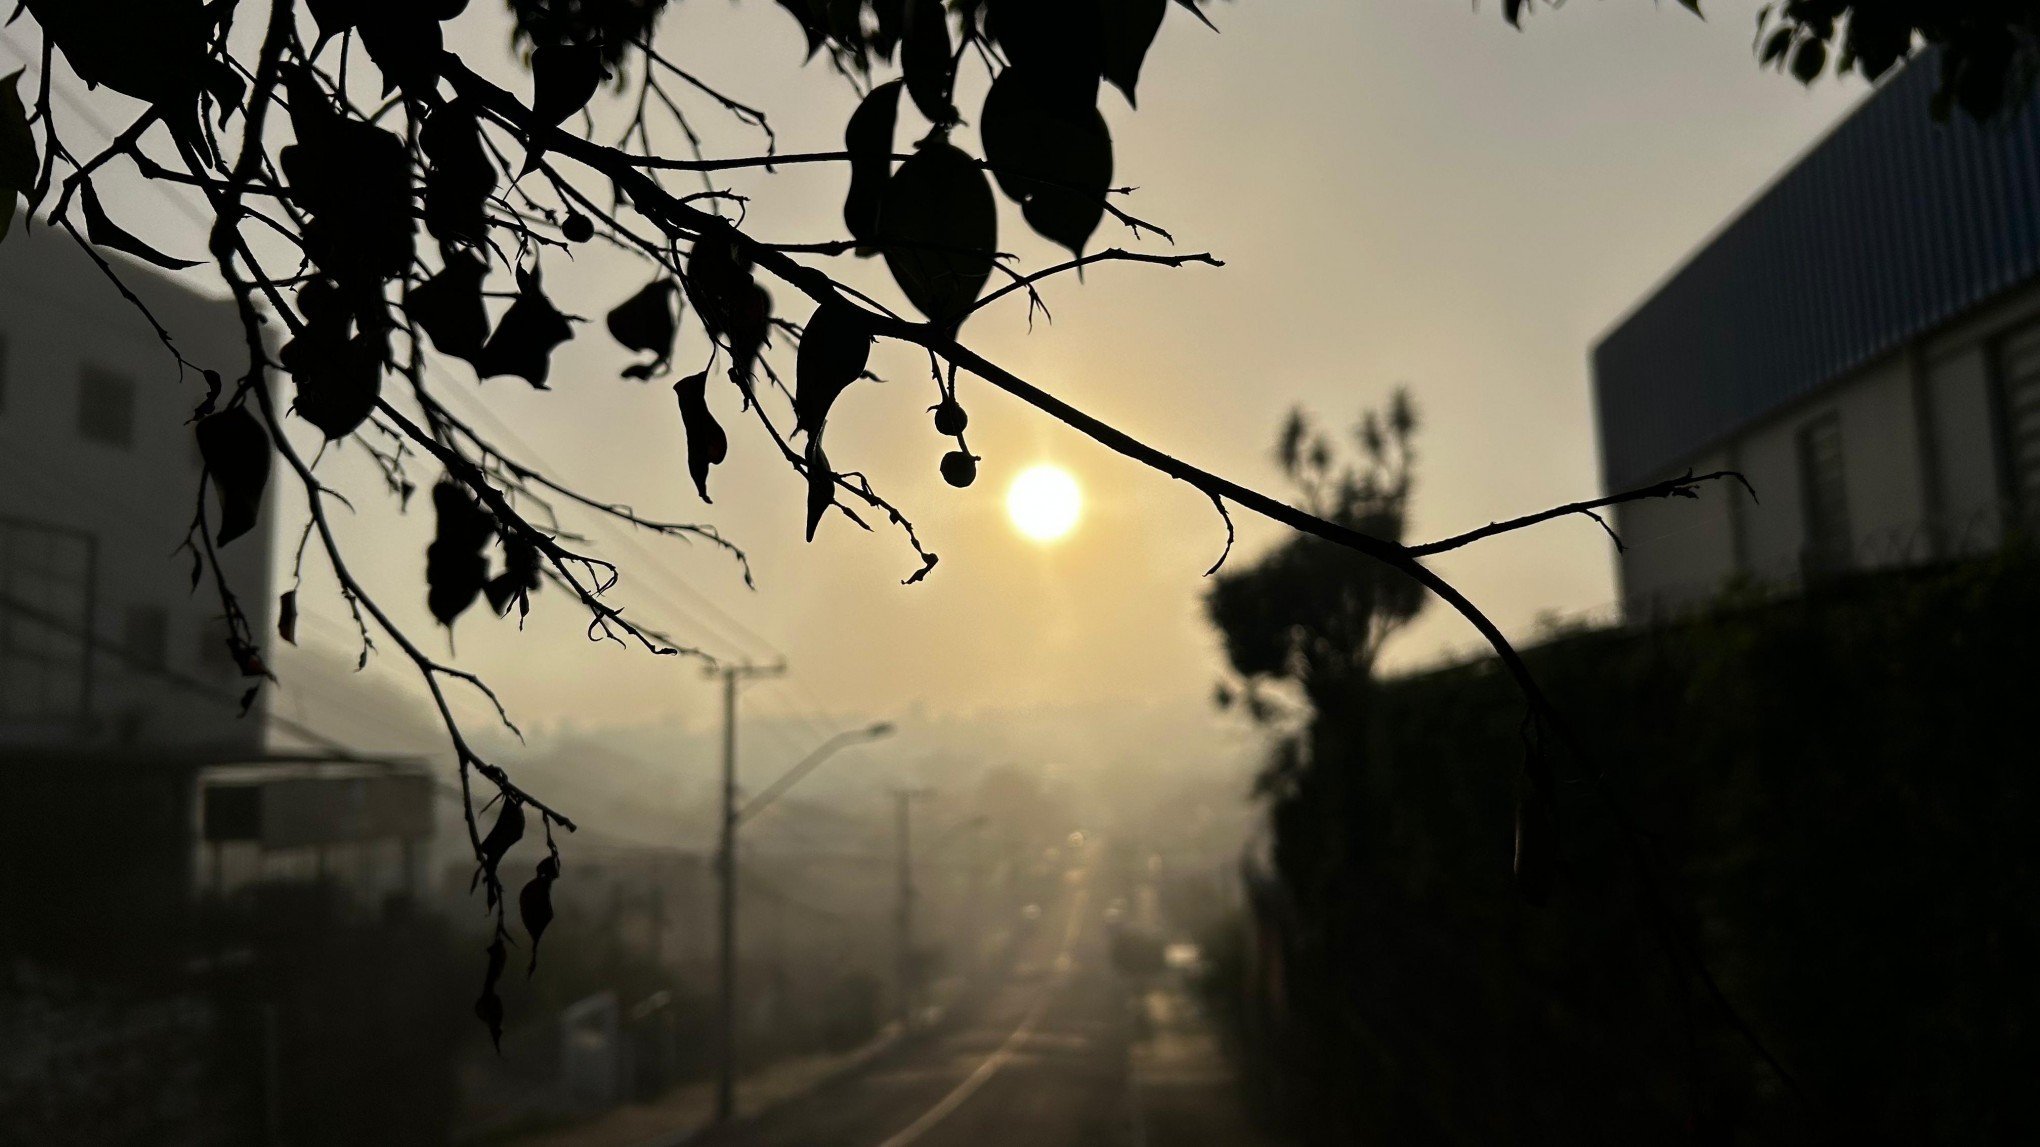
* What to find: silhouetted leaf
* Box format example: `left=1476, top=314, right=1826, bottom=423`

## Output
left=606, top=278, right=679, bottom=378
left=532, top=41, right=605, bottom=125
left=879, top=139, right=997, bottom=325
left=281, top=322, right=383, bottom=439
left=195, top=405, right=272, bottom=546
left=485, top=534, right=542, bottom=618
left=683, top=225, right=757, bottom=352
left=406, top=253, right=491, bottom=365
left=673, top=370, right=727, bottom=502
left=421, top=101, right=497, bottom=248
left=476, top=934, right=507, bottom=1051
left=79, top=182, right=201, bottom=269
left=774, top=0, right=830, bottom=59
left=981, top=67, right=1112, bottom=255
left=518, top=853, right=560, bottom=975
left=428, top=480, right=497, bottom=626
left=0, top=71, right=36, bottom=242
left=278, top=590, right=298, bottom=645
left=357, top=4, right=445, bottom=99
left=804, top=436, right=834, bottom=542
left=795, top=300, right=871, bottom=436
left=871, top=0, right=907, bottom=58
left=281, top=74, right=414, bottom=291
left=985, top=0, right=1103, bottom=105
left=902, top=0, right=958, bottom=124
left=1102, top=0, right=1166, bottom=105
left=843, top=80, right=904, bottom=250
left=730, top=281, right=772, bottom=385
left=25, top=0, right=209, bottom=132
left=476, top=266, right=574, bottom=388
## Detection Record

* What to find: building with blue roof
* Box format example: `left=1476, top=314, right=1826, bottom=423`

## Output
left=1595, top=53, right=2040, bottom=613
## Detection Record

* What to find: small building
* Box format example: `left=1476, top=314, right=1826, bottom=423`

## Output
left=1594, top=55, right=2040, bottom=616
left=0, top=220, right=271, bottom=749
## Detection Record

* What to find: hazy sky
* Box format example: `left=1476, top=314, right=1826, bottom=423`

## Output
left=16, top=2, right=1871, bottom=767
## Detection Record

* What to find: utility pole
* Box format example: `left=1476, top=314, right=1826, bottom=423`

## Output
left=710, top=661, right=783, bottom=1124
left=893, top=787, right=930, bottom=1029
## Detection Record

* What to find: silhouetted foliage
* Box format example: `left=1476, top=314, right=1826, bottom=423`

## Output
left=1227, top=554, right=2040, bottom=1144
left=10, top=0, right=2036, bottom=1040
left=1206, top=391, right=1423, bottom=726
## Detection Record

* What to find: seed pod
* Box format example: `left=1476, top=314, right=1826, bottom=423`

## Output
left=940, top=450, right=977, bottom=488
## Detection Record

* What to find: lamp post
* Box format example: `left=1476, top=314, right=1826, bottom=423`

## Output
left=714, top=718, right=894, bottom=1122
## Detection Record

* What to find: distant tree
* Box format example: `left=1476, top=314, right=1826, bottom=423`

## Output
left=1206, top=391, right=1422, bottom=730
left=0, top=0, right=2027, bottom=1033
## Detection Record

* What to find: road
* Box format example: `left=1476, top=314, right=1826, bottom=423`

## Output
left=683, top=859, right=1276, bottom=1147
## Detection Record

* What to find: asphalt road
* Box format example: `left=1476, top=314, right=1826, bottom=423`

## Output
left=685, top=864, right=1275, bottom=1147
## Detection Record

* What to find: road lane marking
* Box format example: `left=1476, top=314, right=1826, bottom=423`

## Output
left=872, top=887, right=1090, bottom=1147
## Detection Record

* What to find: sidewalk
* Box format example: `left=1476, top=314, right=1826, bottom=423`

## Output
left=478, top=1031, right=900, bottom=1147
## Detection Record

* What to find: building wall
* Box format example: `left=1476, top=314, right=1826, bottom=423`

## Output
left=1613, top=277, right=2040, bottom=615
left=0, top=223, right=271, bottom=755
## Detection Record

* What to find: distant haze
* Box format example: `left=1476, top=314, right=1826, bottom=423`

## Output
left=16, top=1, right=1866, bottom=804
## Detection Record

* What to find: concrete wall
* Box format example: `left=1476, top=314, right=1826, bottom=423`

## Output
left=0, top=224, right=271, bottom=755
left=1611, top=277, right=2040, bottom=617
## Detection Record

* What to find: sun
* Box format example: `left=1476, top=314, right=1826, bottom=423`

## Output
left=1006, top=464, right=1083, bottom=543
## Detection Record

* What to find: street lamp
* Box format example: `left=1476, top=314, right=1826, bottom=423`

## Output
left=737, top=722, right=896, bottom=825
left=714, top=720, right=895, bottom=1122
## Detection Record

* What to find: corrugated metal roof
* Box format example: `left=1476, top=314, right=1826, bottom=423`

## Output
left=1592, top=54, right=2040, bottom=490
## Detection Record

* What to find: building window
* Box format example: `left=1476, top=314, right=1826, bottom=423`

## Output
left=124, top=605, right=168, bottom=672
left=77, top=365, right=136, bottom=447
left=1997, top=320, right=2040, bottom=526
left=1796, top=413, right=1853, bottom=577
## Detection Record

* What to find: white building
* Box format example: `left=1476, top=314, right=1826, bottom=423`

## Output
left=1595, top=56, right=2040, bottom=615
left=0, top=220, right=273, bottom=752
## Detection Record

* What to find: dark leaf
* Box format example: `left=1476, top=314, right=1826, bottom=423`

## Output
left=24, top=0, right=208, bottom=116
left=804, top=435, right=834, bottom=542
left=871, top=0, right=906, bottom=58
left=843, top=80, right=904, bottom=250
left=476, top=935, right=507, bottom=1051
left=879, top=139, right=997, bottom=325
left=981, top=67, right=1112, bottom=255
left=673, top=370, right=728, bottom=502
left=795, top=300, right=871, bottom=436
left=195, top=405, right=272, bottom=546
left=683, top=226, right=754, bottom=346
left=405, top=253, right=491, bottom=365
left=605, top=278, right=679, bottom=376
left=428, top=480, right=497, bottom=626
left=518, top=853, right=560, bottom=975
left=485, top=533, right=543, bottom=618
left=80, top=182, right=201, bottom=269
left=986, top=0, right=1103, bottom=105
left=729, top=281, right=772, bottom=385
left=476, top=265, right=574, bottom=388
left=421, top=101, right=497, bottom=248
left=1101, top=0, right=1165, bottom=105
left=902, top=0, right=958, bottom=124
left=281, top=325, right=383, bottom=439
left=1791, top=36, right=1827, bottom=84
left=281, top=91, right=414, bottom=291
left=474, top=796, right=526, bottom=900
left=774, top=0, right=830, bottom=59
left=532, top=43, right=604, bottom=126
left=0, top=70, right=37, bottom=243
left=356, top=4, right=444, bottom=99
left=278, top=590, right=298, bottom=645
